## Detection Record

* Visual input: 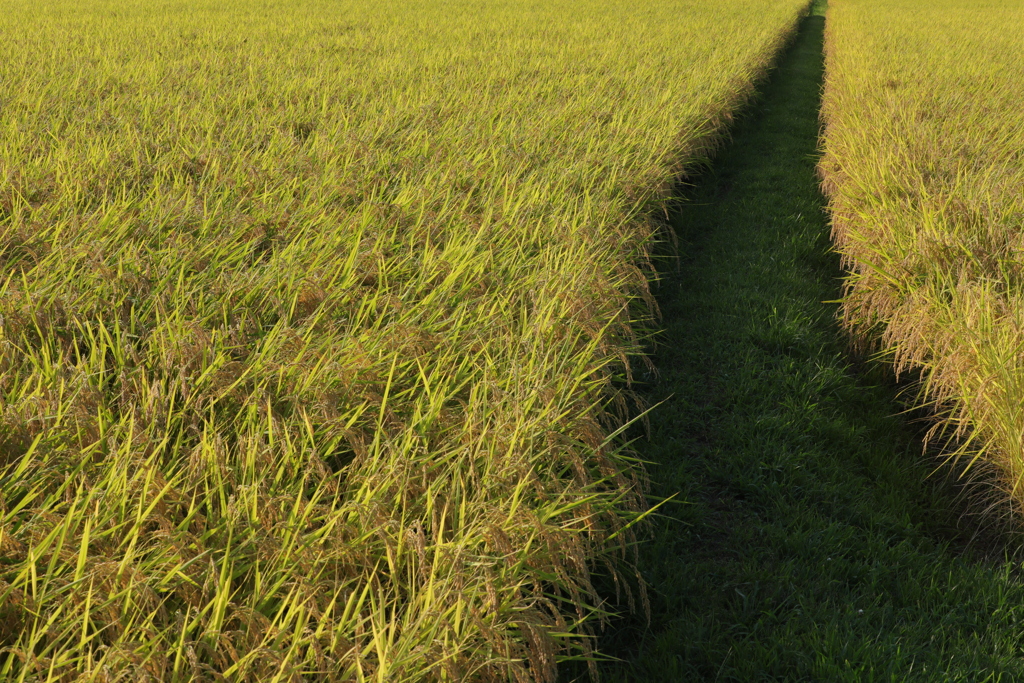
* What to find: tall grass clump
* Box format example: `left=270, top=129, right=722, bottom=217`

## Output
left=819, top=0, right=1024, bottom=515
left=0, top=0, right=807, bottom=679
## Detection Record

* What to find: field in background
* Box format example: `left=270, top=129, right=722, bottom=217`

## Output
left=0, top=0, right=807, bottom=679
left=819, top=0, right=1024, bottom=513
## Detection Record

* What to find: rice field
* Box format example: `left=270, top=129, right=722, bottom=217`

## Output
left=819, top=0, right=1024, bottom=513
left=0, top=0, right=808, bottom=679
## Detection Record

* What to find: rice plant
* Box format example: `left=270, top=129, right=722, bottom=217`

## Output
left=0, top=0, right=807, bottom=679
left=820, top=0, right=1024, bottom=516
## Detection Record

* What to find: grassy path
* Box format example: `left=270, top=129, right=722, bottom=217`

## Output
left=599, top=3, right=1024, bottom=680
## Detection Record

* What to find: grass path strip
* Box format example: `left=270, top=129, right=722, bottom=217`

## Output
left=601, top=3, right=1024, bottom=680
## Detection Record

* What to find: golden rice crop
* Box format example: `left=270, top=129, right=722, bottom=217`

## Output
left=0, top=0, right=807, bottom=679
left=820, top=0, right=1024, bottom=511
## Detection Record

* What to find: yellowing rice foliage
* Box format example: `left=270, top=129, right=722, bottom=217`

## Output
left=820, top=0, right=1024, bottom=511
left=0, top=0, right=807, bottom=679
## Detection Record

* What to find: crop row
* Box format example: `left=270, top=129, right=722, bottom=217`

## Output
left=820, top=0, right=1024, bottom=512
left=0, top=0, right=808, bottom=680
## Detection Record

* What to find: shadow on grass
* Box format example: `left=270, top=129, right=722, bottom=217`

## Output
left=591, top=2, right=1024, bottom=680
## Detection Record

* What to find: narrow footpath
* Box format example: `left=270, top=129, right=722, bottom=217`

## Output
left=600, top=3, right=1024, bottom=680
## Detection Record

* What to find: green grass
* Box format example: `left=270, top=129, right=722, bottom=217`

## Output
left=599, top=3, right=1024, bottom=680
